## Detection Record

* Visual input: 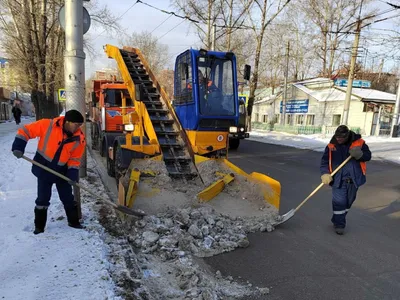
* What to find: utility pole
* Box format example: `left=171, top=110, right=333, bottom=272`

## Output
left=281, top=41, right=290, bottom=125
left=211, top=24, right=217, bottom=51
left=64, top=0, right=86, bottom=218
left=64, top=0, right=86, bottom=177
left=390, top=78, right=400, bottom=137
left=342, top=19, right=362, bottom=125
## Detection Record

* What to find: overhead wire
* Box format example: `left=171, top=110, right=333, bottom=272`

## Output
left=135, top=0, right=252, bottom=30
left=92, top=0, right=140, bottom=41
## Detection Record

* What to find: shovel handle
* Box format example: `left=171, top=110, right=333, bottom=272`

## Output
left=294, top=156, right=352, bottom=213
left=21, top=155, right=119, bottom=209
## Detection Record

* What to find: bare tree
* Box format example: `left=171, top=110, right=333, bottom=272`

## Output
left=173, top=0, right=253, bottom=50
left=0, top=0, right=120, bottom=119
left=243, top=0, right=293, bottom=131
left=119, top=31, right=170, bottom=77
left=173, top=0, right=223, bottom=49
left=299, top=0, right=372, bottom=77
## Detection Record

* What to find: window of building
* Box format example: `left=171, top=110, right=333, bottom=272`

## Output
left=295, top=114, right=305, bottom=125
left=286, top=114, right=292, bottom=125
left=263, top=115, right=268, bottom=123
left=332, top=114, right=341, bottom=126
left=306, top=115, right=315, bottom=125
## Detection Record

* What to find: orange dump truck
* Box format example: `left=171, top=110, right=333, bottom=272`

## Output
left=89, top=80, right=135, bottom=168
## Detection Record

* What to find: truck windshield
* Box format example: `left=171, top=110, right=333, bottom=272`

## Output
left=106, top=89, right=133, bottom=107
left=197, top=57, right=235, bottom=116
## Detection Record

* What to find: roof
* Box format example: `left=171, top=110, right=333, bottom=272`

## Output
left=294, top=83, right=396, bottom=103
left=336, top=87, right=396, bottom=103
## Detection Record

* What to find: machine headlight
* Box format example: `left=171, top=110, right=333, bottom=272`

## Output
left=240, top=127, right=245, bottom=132
left=229, top=126, right=238, bottom=133
left=124, top=124, right=135, bottom=131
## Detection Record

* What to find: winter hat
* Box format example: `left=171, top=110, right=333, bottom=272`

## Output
left=334, top=125, right=349, bottom=138
left=65, top=109, right=84, bottom=123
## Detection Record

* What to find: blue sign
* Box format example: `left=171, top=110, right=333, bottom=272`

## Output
left=58, top=89, right=66, bottom=101
left=238, top=94, right=247, bottom=105
left=280, top=99, right=309, bottom=113
left=334, top=79, right=371, bottom=88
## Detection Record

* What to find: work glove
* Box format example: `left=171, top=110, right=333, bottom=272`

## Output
left=349, top=147, right=363, bottom=160
left=12, top=150, right=23, bottom=159
left=321, top=174, right=333, bottom=185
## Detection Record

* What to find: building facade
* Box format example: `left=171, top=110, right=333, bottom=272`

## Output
left=252, top=78, right=396, bottom=136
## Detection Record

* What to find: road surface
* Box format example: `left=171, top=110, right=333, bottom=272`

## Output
left=204, top=139, right=400, bottom=300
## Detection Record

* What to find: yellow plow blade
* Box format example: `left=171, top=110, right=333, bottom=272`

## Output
left=195, top=156, right=281, bottom=210
left=197, top=172, right=235, bottom=202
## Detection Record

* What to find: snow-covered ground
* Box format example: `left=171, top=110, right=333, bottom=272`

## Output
left=0, top=119, right=119, bottom=300
left=249, top=130, right=400, bottom=164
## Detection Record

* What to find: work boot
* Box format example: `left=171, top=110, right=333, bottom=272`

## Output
left=34, top=206, right=48, bottom=235
left=334, top=227, right=345, bottom=235
left=64, top=205, right=84, bottom=229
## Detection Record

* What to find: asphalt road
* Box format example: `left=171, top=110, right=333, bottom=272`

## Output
left=204, top=139, right=400, bottom=300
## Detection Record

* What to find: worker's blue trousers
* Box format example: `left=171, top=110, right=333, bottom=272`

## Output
left=331, top=181, right=358, bottom=228
left=35, top=178, right=75, bottom=209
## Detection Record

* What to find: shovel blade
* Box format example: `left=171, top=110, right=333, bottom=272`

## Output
left=272, top=208, right=296, bottom=226
left=115, top=205, right=146, bottom=217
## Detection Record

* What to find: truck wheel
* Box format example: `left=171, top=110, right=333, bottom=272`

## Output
left=229, top=138, right=240, bottom=150
left=106, top=151, right=115, bottom=177
left=114, top=144, right=124, bottom=186
left=91, top=124, right=99, bottom=150
left=99, top=138, right=106, bottom=157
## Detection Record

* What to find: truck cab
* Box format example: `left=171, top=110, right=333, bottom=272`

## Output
left=89, top=80, right=135, bottom=156
left=173, top=49, right=250, bottom=154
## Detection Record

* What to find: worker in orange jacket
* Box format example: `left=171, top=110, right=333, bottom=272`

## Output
left=320, top=125, right=371, bottom=235
left=11, top=110, right=86, bottom=234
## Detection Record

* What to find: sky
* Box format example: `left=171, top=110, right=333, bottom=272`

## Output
left=84, top=0, right=201, bottom=79
left=82, top=0, right=400, bottom=80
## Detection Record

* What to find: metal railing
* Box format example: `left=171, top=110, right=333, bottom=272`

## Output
left=251, top=122, right=361, bottom=135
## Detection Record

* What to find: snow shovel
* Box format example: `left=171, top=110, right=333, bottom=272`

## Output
left=273, top=156, right=352, bottom=226
left=22, top=155, right=146, bottom=217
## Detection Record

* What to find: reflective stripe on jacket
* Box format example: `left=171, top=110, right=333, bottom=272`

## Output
left=13, top=116, right=85, bottom=181
left=327, top=139, right=367, bottom=175
left=320, top=132, right=371, bottom=188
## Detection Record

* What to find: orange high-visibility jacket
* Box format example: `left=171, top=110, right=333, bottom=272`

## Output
left=327, top=139, right=367, bottom=175
left=16, top=116, right=85, bottom=171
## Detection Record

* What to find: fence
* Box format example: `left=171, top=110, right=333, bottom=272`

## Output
left=251, top=122, right=361, bottom=135
left=0, top=102, right=11, bottom=122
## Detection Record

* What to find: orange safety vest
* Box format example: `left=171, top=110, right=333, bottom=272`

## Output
left=327, top=139, right=367, bottom=175
left=16, top=116, right=85, bottom=170
left=187, top=80, right=213, bottom=89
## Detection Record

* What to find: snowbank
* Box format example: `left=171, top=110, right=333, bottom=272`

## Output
left=249, top=130, right=400, bottom=164
left=0, top=121, right=119, bottom=300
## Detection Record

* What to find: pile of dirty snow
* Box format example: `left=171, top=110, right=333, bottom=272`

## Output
left=85, top=154, right=274, bottom=299
left=127, top=158, right=279, bottom=221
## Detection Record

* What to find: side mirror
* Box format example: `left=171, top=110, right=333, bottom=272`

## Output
left=239, top=99, right=245, bottom=106
left=244, top=64, right=251, bottom=81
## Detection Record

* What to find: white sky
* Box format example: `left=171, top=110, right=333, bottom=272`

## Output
left=83, top=0, right=400, bottom=80
left=84, top=0, right=201, bottom=79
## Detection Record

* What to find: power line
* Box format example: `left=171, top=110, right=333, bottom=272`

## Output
left=157, top=19, right=186, bottom=41
left=92, top=0, right=139, bottom=41
left=136, top=0, right=252, bottom=30
left=150, top=15, right=173, bottom=34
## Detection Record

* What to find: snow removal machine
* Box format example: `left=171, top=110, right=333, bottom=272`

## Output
left=99, top=44, right=281, bottom=211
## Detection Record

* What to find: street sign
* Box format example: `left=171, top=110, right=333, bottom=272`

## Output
left=58, top=5, right=91, bottom=34
left=58, top=89, right=66, bottom=101
left=334, top=79, right=371, bottom=88
left=280, top=99, right=309, bottom=113
left=238, top=94, right=248, bottom=105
